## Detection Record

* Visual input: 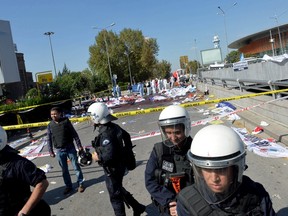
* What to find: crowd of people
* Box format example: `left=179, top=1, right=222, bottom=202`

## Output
left=0, top=98, right=276, bottom=215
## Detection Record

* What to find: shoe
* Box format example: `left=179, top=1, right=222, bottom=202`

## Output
left=63, top=187, right=73, bottom=195
left=251, top=126, right=264, bottom=135
left=78, top=185, right=85, bottom=193
left=133, top=204, right=146, bottom=216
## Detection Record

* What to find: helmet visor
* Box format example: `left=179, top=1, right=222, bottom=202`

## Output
left=192, top=164, right=240, bottom=204
left=159, top=123, right=187, bottom=147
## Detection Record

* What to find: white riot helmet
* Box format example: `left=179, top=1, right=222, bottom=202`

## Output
left=188, top=125, right=246, bottom=204
left=158, top=105, right=191, bottom=147
left=87, top=102, right=117, bottom=124
left=0, top=126, right=7, bottom=151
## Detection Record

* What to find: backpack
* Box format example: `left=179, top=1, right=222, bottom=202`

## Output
left=115, top=124, right=136, bottom=171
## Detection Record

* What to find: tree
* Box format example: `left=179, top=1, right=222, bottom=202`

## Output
left=89, top=28, right=159, bottom=85
left=226, top=50, right=241, bottom=63
left=187, top=60, right=200, bottom=74
left=61, top=63, right=71, bottom=76
left=155, top=60, right=171, bottom=79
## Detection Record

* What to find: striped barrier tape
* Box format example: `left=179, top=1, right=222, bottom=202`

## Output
left=22, top=95, right=288, bottom=159
left=4, top=88, right=288, bottom=130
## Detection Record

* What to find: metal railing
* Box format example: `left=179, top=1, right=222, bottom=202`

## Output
left=200, top=77, right=288, bottom=98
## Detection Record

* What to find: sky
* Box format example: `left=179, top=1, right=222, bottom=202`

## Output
left=1, top=0, right=288, bottom=79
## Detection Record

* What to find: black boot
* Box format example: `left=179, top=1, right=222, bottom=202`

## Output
left=122, top=190, right=146, bottom=216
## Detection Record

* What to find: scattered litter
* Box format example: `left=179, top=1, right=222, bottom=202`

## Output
left=39, top=164, right=53, bottom=173
left=122, top=122, right=126, bottom=125
left=50, top=181, right=57, bottom=184
left=99, top=191, right=104, bottom=194
left=260, top=121, right=269, bottom=126
left=198, top=109, right=204, bottom=113
left=203, top=111, right=210, bottom=116
left=227, top=114, right=241, bottom=121
left=272, top=194, right=281, bottom=199
left=267, top=138, right=276, bottom=143
left=251, top=126, right=264, bottom=135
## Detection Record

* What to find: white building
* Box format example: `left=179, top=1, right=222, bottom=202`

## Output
left=0, top=20, right=20, bottom=95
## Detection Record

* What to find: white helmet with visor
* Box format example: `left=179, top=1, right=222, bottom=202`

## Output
left=87, top=102, right=118, bottom=124
left=158, top=105, right=191, bottom=147
left=187, top=124, right=246, bottom=204
left=0, top=126, right=7, bottom=151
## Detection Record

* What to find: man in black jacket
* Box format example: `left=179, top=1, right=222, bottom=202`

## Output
left=47, top=107, right=85, bottom=195
left=88, top=102, right=145, bottom=216
left=0, top=126, right=51, bottom=216
left=145, top=105, right=194, bottom=216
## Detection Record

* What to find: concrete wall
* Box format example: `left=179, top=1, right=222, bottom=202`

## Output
left=197, top=82, right=288, bottom=128
left=200, top=60, right=288, bottom=82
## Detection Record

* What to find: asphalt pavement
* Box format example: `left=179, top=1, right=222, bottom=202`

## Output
left=9, top=99, right=288, bottom=216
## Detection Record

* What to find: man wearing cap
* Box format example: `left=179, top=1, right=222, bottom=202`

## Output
left=0, top=126, right=51, bottom=216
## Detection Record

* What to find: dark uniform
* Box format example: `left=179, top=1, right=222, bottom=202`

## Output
left=0, top=146, right=51, bottom=216
left=177, top=175, right=276, bottom=216
left=145, top=136, right=194, bottom=215
left=93, top=122, right=145, bottom=216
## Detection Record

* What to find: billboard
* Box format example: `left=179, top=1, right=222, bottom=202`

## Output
left=36, top=71, right=53, bottom=84
left=200, top=48, right=222, bottom=66
left=0, top=20, right=20, bottom=84
left=180, top=56, right=188, bottom=69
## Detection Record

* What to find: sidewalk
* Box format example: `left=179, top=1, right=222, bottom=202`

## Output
left=236, top=111, right=288, bottom=146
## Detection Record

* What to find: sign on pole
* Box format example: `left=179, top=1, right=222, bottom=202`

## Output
left=35, top=71, right=53, bottom=84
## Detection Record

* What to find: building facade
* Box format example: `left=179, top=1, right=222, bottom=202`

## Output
left=229, top=23, right=288, bottom=56
left=0, top=20, right=34, bottom=100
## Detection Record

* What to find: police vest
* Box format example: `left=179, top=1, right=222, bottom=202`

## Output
left=49, top=118, right=73, bottom=148
left=177, top=176, right=264, bottom=216
left=154, top=137, right=194, bottom=192
left=93, top=123, right=126, bottom=167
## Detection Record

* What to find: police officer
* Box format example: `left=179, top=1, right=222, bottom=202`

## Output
left=0, top=126, right=51, bottom=216
left=177, top=124, right=276, bottom=216
left=87, top=102, right=145, bottom=216
left=145, top=105, right=194, bottom=216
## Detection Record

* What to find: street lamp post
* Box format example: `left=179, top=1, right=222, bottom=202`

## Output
left=269, top=30, right=276, bottom=56
left=44, top=32, right=57, bottom=78
left=217, top=2, right=237, bottom=56
left=124, top=49, right=133, bottom=85
left=270, top=16, right=284, bottom=55
left=93, top=23, right=115, bottom=89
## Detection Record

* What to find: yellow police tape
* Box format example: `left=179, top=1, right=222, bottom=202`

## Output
left=114, top=88, right=288, bottom=117
left=2, top=117, right=90, bottom=130
left=2, top=88, right=288, bottom=130
left=0, top=99, right=72, bottom=114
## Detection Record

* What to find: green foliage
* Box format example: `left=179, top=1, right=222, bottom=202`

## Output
left=226, top=50, right=241, bottom=63
left=89, top=28, right=160, bottom=84
left=187, top=60, right=200, bottom=74
left=154, top=60, right=171, bottom=79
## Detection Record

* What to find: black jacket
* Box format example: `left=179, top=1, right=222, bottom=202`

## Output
left=176, top=175, right=276, bottom=216
left=0, top=146, right=47, bottom=216
left=145, top=136, right=193, bottom=207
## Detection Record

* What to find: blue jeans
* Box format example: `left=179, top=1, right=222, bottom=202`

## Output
left=56, top=148, right=84, bottom=188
